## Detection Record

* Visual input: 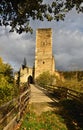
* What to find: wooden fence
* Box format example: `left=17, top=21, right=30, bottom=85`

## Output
left=0, top=86, right=31, bottom=130
left=49, top=86, right=83, bottom=104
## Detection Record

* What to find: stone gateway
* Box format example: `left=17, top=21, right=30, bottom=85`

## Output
left=14, top=28, right=63, bottom=84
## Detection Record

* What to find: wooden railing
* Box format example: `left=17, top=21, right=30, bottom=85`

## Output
left=48, top=86, right=83, bottom=104
left=0, top=86, right=31, bottom=130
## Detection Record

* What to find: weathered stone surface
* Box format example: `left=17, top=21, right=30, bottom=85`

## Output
left=20, top=67, right=32, bottom=83
left=34, top=28, right=55, bottom=78
left=15, top=28, right=63, bottom=84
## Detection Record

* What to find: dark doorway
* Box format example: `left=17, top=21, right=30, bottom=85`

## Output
left=28, top=75, right=33, bottom=84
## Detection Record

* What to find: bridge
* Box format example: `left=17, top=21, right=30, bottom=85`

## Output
left=0, top=84, right=83, bottom=130
left=29, top=84, right=57, bottom=115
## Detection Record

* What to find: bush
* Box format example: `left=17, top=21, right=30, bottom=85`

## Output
left=0, top=57, right=15, bottom=106
left=55, top=77, right=83, bottom=93
left=0, top=78, right=14, bottom=105
left=36, top=71, right=56, bottom=88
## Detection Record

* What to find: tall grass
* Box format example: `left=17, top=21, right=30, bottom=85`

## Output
left=20, top=111, right=67, bottom=130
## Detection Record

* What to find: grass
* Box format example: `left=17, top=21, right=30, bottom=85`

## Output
left=59, top=99, right=83, bottom=130
left=20, top=111, right=67, bottom=130
left=20, top=97, right=83, bottom=130
left=19, top=94, right=83, bottom=130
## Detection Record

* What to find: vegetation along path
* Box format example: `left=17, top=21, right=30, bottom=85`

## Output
left=19, top=84, right=68, bottom=130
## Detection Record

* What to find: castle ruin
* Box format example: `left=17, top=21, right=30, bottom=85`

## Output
left=34, top=28, right=55, bottom=78
left=15, top=28, right=62, bottom=84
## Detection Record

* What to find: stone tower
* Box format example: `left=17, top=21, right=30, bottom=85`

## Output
left=34, top=28, right=55, bottom=79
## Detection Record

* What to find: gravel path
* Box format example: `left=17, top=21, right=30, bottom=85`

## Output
left=29, top=84, right=57, bottom=115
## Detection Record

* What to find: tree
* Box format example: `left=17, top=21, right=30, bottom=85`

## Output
left=0, top=57, right=14, bottom=105
left=22, top=57, right=27, bottom=69
left=0, top=0, right=83, bottom=34
left=0, top=57, right=13, bottom=83
left=36, top=71, right=56, bottom=88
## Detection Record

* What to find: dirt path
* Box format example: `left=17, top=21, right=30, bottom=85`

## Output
left=15, top=84, right=58, bottom=130
left=29, top=84, right=57, bottom=115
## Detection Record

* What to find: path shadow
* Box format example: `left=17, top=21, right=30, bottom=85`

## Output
left=47, top=91, right=83, bottom=130
left=34, top=85, right=83, bottom=130
left=56, top=99, right=83, bottom=130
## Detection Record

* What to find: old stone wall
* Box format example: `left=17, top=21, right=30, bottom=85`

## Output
left=14, top=28, right=64, bottom=84
left=20, top=67, right=33, bottom=84
left=34, top=28, right=55, bottom=78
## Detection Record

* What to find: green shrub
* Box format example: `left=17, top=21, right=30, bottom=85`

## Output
left=55, top=77, right=83, bottom=92
left=36, top=71, right=56, bottom=88
left=0, top=57, right=15, bottom=106
left=0, top=82, right=14, bottom=105
left=21, top=111, right=67, bottom=130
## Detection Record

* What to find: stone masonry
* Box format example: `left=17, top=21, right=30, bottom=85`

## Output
left=15, top=28, right=63, bottom=84
left=34, top=28, right=55, bottom=79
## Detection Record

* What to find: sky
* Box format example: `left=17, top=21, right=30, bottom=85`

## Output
left=0, top=9, right=83, bottom=71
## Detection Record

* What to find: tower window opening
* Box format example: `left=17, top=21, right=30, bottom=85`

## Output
left=43, top=61, right=45, bottom=64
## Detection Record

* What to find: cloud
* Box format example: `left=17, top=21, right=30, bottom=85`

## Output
left=0, top=9, right=83, bottom=71
left=53, top=29, right=83, bottom=70
left=0, top=28, right=35, bottom=70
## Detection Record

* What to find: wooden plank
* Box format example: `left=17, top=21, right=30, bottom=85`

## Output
left=3, top=116, right=17, bottom=130
left=0, top=103, right=19, bottom=124
left=0, top=87, right=31, bottom=130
